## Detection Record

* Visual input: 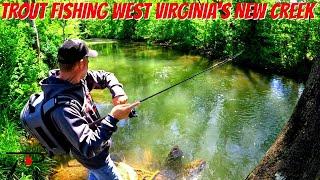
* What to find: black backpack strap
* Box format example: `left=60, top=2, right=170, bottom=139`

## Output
left=41, top=95, right=83, bottom=154
left=42, top=95, right=83, bottom=115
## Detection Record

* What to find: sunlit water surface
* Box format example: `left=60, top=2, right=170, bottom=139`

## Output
left=88, top=40, right=304, bottom=179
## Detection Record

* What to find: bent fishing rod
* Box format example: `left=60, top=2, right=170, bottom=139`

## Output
left=3, top=52, right=243, bottom=161
left=139, top=51, right=243, bottom=103
left=89, top=51, right=243, bottom=125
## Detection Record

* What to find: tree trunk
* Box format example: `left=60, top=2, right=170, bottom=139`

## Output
left=30, top=19, right=41, bottom=60
left=62, top=20, right=66, bottom=40
left=246, top=58, right=320, bottom=179
left=24, top=0, right=40, bottom=60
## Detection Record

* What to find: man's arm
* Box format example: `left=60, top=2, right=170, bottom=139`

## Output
left=86, top=70, right=126, bottom=98
left=51, top=105, right=118, bottom=158
left=51, top=102, right=139, bottom=158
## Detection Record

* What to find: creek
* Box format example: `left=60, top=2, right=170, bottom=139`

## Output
left=88, top=40, right=303, bottom=179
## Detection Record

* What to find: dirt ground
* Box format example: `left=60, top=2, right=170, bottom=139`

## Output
left=50, top=159, right=88, bottom=180
left=49, top=159, right=156, bottom=180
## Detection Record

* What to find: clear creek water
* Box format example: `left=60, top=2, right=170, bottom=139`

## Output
left=88, top=40, right=303, bottom=179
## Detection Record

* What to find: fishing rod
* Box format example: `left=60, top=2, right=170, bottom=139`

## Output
left=3, top=152, right=46, bottom=155
left=139, top=50, right=243, bottom=103
left=90, top=50, right=243, bottom=125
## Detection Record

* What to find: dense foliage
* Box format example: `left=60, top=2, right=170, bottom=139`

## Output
left=0, top=20, right=49, bottom=179
left=81, top=0, right=320, bottom=78
left=0, top=18, right=79, bottom=178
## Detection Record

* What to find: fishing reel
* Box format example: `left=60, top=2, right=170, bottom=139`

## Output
left=129, top=108, right=138, bottom=118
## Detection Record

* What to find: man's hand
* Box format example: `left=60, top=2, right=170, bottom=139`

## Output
left=112, top=95, right=128, bottom=106
left=109, top=101, right=140, bottom=120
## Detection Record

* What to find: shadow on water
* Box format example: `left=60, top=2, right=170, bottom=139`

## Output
left=88, top=41, right=303, bottom=179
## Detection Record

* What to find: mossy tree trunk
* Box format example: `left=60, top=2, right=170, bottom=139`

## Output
left=246, top=58, right=320, bottom=179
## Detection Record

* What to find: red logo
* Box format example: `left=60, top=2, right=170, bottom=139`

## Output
left=25, top=155, right=33, bottom=166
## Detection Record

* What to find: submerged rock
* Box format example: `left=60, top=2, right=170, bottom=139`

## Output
left=153, top=145, right=206, bottom=180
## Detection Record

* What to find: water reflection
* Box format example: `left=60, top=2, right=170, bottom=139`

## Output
left=88, top=41, right=303, bottom=179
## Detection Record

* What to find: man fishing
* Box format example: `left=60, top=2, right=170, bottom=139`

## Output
left=41, top=39, right=139, bottom=179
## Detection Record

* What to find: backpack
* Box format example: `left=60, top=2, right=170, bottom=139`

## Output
left=20, top=92, right=82, bottom=156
